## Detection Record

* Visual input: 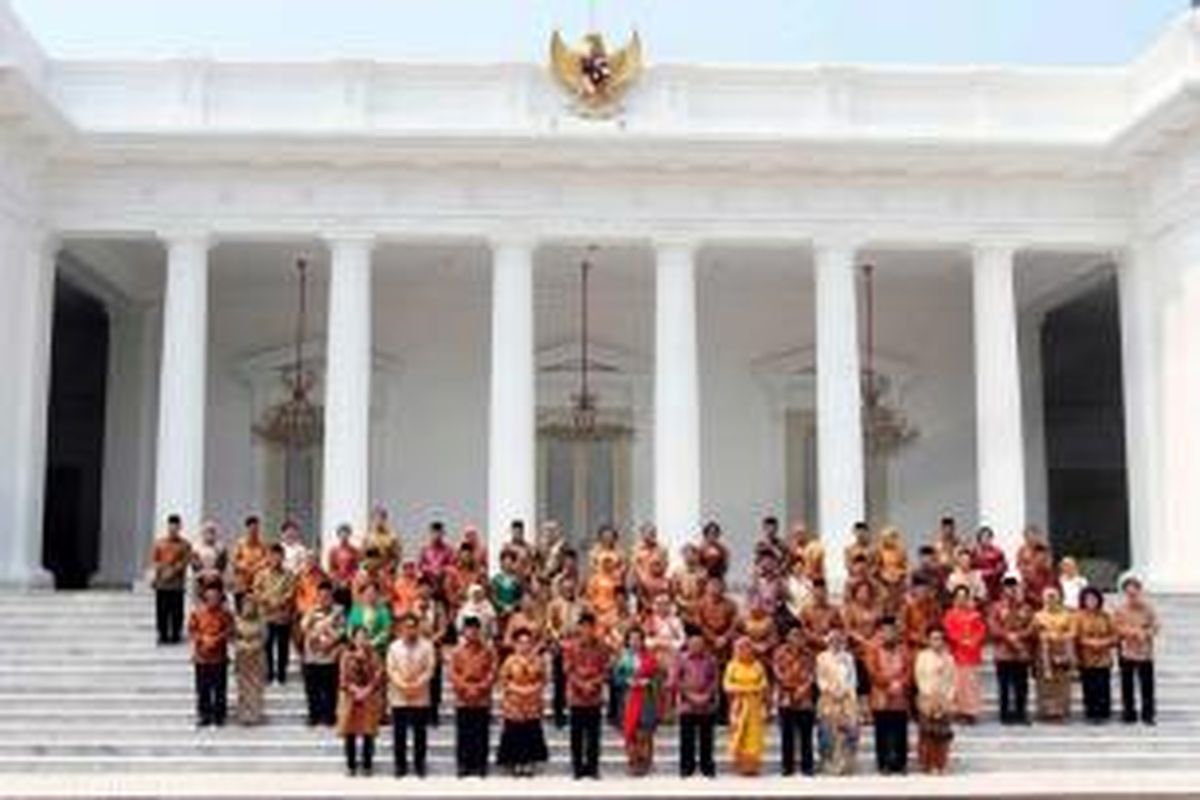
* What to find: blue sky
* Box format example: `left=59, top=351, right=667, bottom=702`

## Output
left=8, top=1, right=1188, bottom=65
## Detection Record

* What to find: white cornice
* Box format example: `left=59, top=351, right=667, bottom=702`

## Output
left=0, top=9, right=1192, bottom=177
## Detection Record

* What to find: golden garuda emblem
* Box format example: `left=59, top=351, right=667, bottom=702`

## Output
left=549, top=30, right=643, bottom=118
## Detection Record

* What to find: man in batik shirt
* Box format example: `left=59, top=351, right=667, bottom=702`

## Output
left=449, top=616, right=498, bottom=777
left=151, top=514, right=192, bottom=644
left=253, top=543, right=296, bottom=685
left=696, top=576, right=738, bottom=722
left=563, top=611, right=612, bottom=779
left=675, top=632, right=718, bottom=778
left=301, top=580, right=345, bottom=726
left=867, top=617, right=912, bottom=775
left=988, top=576, right=1035, bottom=725
left=326, top=523, right=360, bottom=611
left=231, top=515, right=268, bottom=613
left=547, top=574, right=583, bottom=728
left=1114, top=574, right=1159, bottom=725
left=188, top=584, right=234, bottom=727
left=774, top=625, right=817, bottom=776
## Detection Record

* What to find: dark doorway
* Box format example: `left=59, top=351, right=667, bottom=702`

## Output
left=1040, top=275, right=1129, bottom=580
left=42, top=278, right=110, bottom=589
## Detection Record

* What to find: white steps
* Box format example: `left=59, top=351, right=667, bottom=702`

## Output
left=0, top=589, right=1191, bottom=782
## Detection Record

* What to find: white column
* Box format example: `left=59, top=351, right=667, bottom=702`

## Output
left=2, top=232, right=58, bottom=587
left=814, top=240, right=864, bottom=579
left=972, top=244, right=1026, bottom=556
left=487, top=238, right=536, bottom=566
left=654, top=240, right=701, bottom=561
left=153, top=233, right=211, bottom=538
left=320, top=235, right=375, bottom=553
left=1117, top=245, right=1158, bottom=581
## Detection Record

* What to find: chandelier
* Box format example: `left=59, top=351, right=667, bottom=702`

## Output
left=860, top=263, right=917, bottom=456
left=540, top=246, right=632, bottom=441
left=254, top=256, right=324, bottom=450
left=571, top=249, right=599, bottom=436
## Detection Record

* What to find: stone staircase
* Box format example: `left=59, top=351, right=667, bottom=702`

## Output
left=0, top=590, right=1198, bottom=778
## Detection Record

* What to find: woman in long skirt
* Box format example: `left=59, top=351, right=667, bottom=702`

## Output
left=815, top=629, right=860, bottom=775
left=1034, top=587, right=1077, bottom=721
left=233, top=596, right=266, bottom=725
left=337, top=626, right=384, bottom=777
left=723, top=636, right=769, bottom=776
left=942, top=586, right=986, bottom=723
left=615, top=627, right=663, bottom=775
left=915, top=628, right=957, bottom=774
left=497, top=628, right=549, bottom=777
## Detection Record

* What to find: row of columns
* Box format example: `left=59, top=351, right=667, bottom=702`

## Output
left=148, top=233, right=1028, bottom=572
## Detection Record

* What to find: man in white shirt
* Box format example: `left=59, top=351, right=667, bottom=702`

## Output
left=279, top=520, right=311, bottom=575
left=387, top=613, right=436, bottom=778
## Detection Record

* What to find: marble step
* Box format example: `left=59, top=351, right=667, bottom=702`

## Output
left=0, top=729, right=1188, bottom=753
left=0, top=750, right=1194, bottom=775
left=0, top=721, right=1180, bottom=740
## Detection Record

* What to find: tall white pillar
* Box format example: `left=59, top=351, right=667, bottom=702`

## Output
left=153, top=233, right=211, bottom=538
left=321, top=235, right=375, bottom=553
left=1117, top=245, right=1159, bottom=581
left=654, top=240, right=701, bottom=562
left=2, top=232, right=58, bottom=587
left=972, top=244, right=1026, bottom=556
left=487, top=238, right=536, bottom=566
left=814, top=240, right=864, bottom=579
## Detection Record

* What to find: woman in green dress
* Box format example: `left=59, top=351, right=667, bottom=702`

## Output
left=346, top=580, right=393, bottom=658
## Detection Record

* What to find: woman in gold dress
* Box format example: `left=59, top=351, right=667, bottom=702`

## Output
left=723, top=636, right=769, bottom=776
left=1034, top=586, right=1077, bottom=721
left=233, top=596, right=266, bottom=725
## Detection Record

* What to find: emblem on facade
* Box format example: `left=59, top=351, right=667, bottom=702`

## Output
left=549, top=30, right=643, bottom=118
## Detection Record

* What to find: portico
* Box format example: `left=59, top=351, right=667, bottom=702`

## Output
left=0, top=4, right=1198, bottom=590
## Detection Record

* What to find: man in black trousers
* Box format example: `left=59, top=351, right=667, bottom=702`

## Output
left=448, top=616, right=497, bottom=777
left=868, top=617, right=912, bottom=775
left=676, top=631, right=719, bottom=778
left=150, top=514, right=192, bottom=644
left=564, top=612, right=611, bottom=779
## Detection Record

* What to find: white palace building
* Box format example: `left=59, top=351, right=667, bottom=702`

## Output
left=1, top=3, right=1199, bottom=594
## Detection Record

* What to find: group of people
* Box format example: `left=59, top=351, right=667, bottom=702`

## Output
left=150, top=509, right=1161, bottom=779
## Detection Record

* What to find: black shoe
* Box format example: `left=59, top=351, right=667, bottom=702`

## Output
left=346, top=767, right=358, bottom=778
left=362, top=766, right=374, bottom=777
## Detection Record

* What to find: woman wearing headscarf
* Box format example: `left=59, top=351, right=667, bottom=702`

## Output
left=723, top=636, right=769, bottom=776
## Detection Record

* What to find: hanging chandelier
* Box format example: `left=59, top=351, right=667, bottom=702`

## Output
left=570, top=249, right=599, bottom=437
left=254, top=256, right=324, bottom=450
left=540, top=246, right=632, bottom=441
left=860, top=263, right=918, bottom=456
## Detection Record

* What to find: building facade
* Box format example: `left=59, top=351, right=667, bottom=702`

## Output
left=0, top=7, right=1197, bottom=589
